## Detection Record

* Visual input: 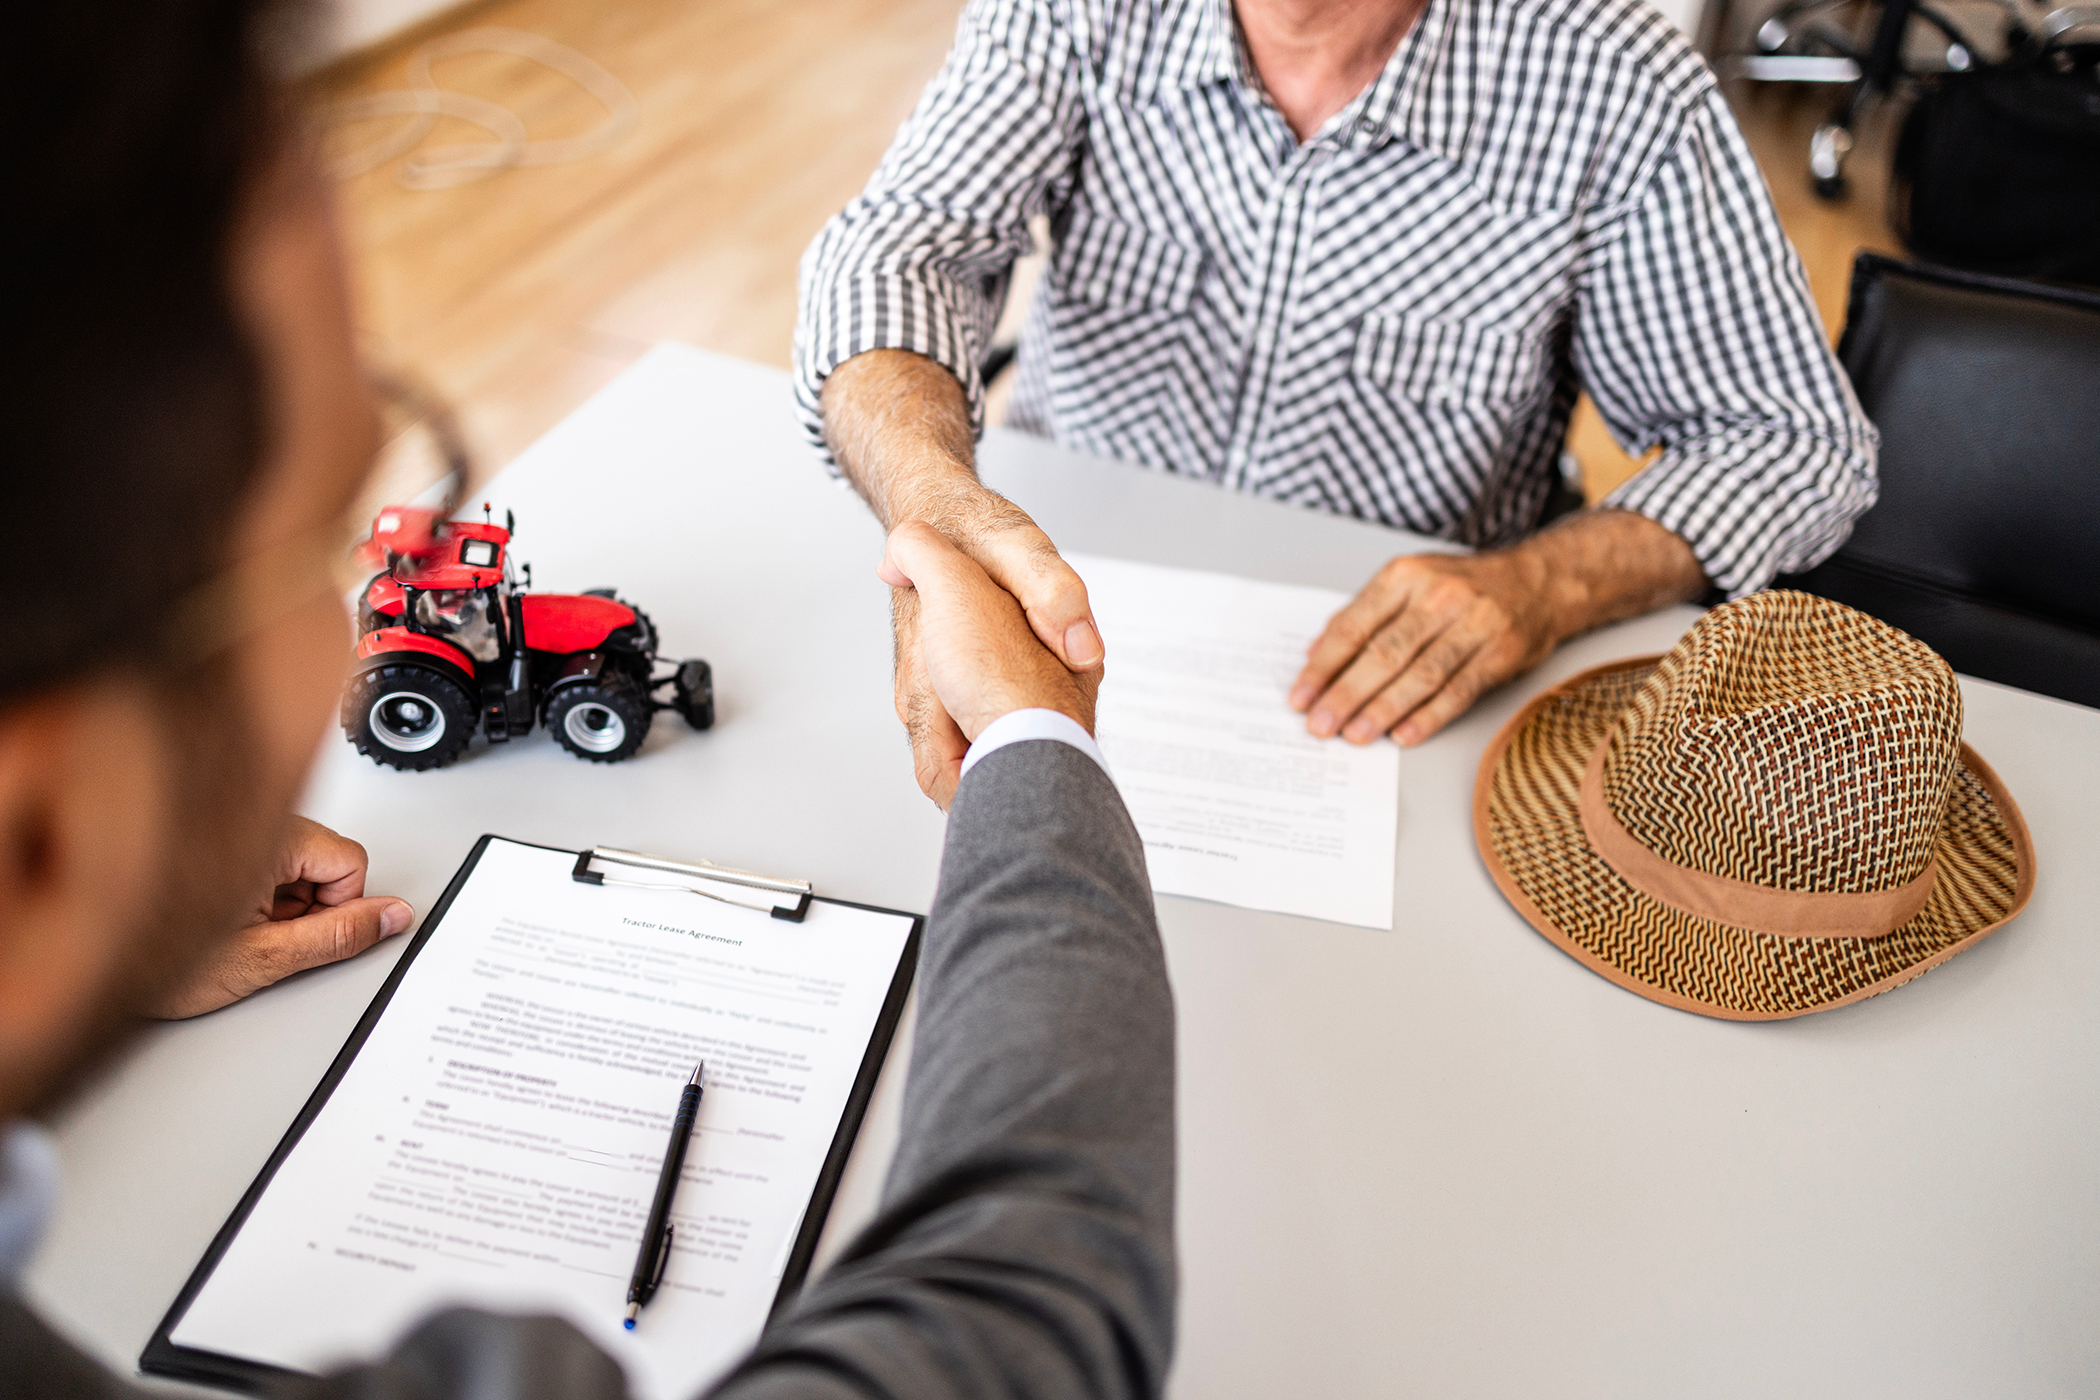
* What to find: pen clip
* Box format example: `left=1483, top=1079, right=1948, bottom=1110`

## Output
left=649, top=1223, right=675, bottom=1297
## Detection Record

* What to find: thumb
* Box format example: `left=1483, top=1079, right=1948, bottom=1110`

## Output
left=968, top=531, right=1101, bottom=671
left=258, top=896, right=416, bottom=982
left=149, top=897, right=415, bottom=1019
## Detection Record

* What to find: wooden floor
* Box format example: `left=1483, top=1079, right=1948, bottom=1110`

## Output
left=315, top=1, right=1903, bottom=500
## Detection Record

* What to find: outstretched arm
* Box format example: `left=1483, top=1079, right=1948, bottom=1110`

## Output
left=827, top=350, right=1104, bottom=806
left=704, top=523, right=1173, bottom=1399
left=796, top=0, right=1106, bottom=806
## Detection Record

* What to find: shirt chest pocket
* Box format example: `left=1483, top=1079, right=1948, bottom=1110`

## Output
left=1052, top=205, right=1201, bottom=314
left=1352, top=312, right=1549, bottom=412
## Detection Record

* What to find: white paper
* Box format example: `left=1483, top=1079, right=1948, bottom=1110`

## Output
left=172, top=838, right=914, bottom=1400
left=1068, top=554, right=1400, bottom=930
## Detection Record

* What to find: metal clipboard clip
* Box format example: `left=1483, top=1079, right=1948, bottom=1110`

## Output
left=571, top=846, right=814, bottom=922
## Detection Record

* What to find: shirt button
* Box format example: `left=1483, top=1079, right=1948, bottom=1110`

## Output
left=1356, top=117, right=1379, bottom=135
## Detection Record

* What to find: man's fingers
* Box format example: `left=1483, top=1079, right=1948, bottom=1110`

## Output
left=1305, top=602, right=1447, bottom=739
left=276, top=815, right=371, bottom=905
left=1390, top=648, right=1509, bottom=747
left=905, top=690, right=968, bottom=809
left=890, top=584, right=928, bottom=728
left=880, top=520, right=980, bottom=599
left=1291, top=564, right=1421, bottom=712
left=922, top=753, right=963, bottom=811
left=1341, top=623, right=1490, bottom=744
left=887, top=568, right=969, bottom=807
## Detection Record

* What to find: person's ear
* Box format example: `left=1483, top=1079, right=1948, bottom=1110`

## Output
left=0, top=679, right=169, bottom=1118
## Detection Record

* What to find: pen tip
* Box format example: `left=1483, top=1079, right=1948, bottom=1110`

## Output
left=623, top=1319, right=635, bottom=1331
left=690, top=1061, right=705, bottom=1085
left=624, top=1302, right=640, bottom=1329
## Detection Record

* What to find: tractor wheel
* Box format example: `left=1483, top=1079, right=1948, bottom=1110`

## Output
left=345, top=664, right=474, bottom=771
left=675, top=659, right=714, bottom=731
left=546, top=674, right=652, bottom=763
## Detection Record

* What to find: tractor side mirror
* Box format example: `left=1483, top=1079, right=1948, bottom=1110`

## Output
left=522, top=562, right=533, bottom=589
left=506, top=509, right=516, bottom=535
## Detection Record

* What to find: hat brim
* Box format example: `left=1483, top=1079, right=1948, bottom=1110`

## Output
left=1474, top=657, right=2037, bottom=1021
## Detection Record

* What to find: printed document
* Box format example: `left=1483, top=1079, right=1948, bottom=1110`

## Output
left=170, top=838, right=914, bottom=1400
left=1068, top=554, right=1399, bottom=930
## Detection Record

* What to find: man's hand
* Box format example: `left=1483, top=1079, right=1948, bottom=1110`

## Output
left=1290, top=508, right=1707, bottom=747
left=825, top=350, right=1103, bottom=801
left=146, top=816, right=413, bottom=1019
left=880, top=521, right=1100, bottom=808
left=889, top=584, right=970, bottom=805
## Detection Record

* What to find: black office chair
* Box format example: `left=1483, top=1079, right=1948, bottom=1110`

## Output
left=1737, top=0, right=2030, bottom=195
left=1776, top=253, right=2100, bottom=707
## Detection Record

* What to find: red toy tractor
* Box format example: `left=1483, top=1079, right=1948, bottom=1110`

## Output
left=342, top=505, right=712, bottom=771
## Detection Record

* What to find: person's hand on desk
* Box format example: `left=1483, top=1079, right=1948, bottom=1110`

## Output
left=1289, top=508, right=1708, bottom=747
left=145, top=816, right=413, bottom=1019
left=878, top=520, right=1101, bottom=809
left=824, top=350, right=1104, bottom=804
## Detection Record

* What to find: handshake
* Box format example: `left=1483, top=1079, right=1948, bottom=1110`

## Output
left=878, top=521, right=1103, bottom=808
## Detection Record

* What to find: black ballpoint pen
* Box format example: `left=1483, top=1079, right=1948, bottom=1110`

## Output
left=624, top=1061, right=704, bottom=1330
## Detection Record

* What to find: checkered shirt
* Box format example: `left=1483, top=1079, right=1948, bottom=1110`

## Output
left=793, top=0, right=1879, bottom=596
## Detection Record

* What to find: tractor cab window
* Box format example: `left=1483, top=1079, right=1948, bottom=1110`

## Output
left=412, top=588, right=502, bottom=662
left=461, top=539, right=498, bottom=568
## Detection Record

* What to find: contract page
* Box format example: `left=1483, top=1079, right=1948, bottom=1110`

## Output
left=172, top=837, right=914, bottom=1400
left=1069, top=554, right=1400, bottom=930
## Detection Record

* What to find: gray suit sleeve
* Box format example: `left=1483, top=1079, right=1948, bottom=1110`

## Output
left=707, top=738, right=1177, bottom=1400
left=244, top=738, right=1173, bottom=1400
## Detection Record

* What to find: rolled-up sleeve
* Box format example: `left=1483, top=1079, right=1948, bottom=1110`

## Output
left=1578, top=89, right=1879, bottom=598
left=793, top=0, right=1086, bottom=470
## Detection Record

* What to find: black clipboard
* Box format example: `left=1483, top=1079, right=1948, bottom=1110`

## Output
left=139, top=833, right=922, bottom=1392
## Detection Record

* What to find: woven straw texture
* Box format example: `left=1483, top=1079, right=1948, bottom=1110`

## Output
left=1477, top=658, right=2033, bottom=1020
left=1605, top=592, right=1959, bottom=893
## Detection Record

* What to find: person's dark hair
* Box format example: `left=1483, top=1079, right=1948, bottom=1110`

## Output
left=0, top=0, right=303, bottom=705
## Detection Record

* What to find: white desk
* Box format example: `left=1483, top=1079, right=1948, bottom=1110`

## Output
left=27, top=345, right=2100, bottom=1397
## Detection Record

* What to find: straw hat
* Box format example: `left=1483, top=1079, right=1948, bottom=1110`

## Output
left=1473, top=590, right=2035, bottom=1020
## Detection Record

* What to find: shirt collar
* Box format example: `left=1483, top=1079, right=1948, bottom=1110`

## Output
left=1164, top=0, right=1475, bottom=167
left=0, top=1120, right=60, bottom=1286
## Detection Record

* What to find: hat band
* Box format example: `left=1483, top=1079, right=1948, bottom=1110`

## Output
left=1577, top=739, right=1939, bottom=939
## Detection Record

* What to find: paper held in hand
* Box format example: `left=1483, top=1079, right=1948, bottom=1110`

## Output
left=1068, top=554, right=1400, bottom=931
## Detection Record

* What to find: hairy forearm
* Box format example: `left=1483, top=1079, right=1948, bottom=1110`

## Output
left=1504, top=508, right=1708, bottom=645
left=821, top=349, right=983, bottom=529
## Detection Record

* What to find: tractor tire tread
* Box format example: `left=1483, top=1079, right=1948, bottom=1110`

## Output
left=545, top=675, right=652, bottom=763
left=343, top=663, right=475, bottom=772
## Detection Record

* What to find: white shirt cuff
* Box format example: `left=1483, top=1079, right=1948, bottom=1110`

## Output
left=957, top=708, right=1113, bottom=786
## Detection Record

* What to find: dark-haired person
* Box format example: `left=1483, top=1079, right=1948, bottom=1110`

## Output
left=2, top=5, right=1174, bottom=1399
left=798, top=0, right=1879, bottom=805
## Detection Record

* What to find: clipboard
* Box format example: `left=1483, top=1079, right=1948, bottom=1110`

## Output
left=139, top=834, right=921, bottom=1392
